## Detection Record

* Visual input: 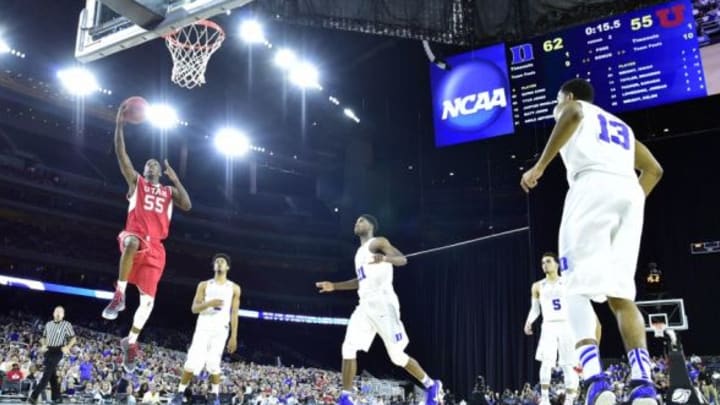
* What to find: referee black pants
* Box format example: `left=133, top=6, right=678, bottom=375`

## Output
left=30, top=348, right=63, bottom=401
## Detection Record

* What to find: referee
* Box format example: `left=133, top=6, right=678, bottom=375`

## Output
left=28, top=306, right=76, bottom=404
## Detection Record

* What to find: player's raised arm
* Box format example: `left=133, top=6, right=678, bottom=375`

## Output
left=369, top=237, right=407, bottom=267
left=114, top=105, right=138, bottom=190
left=164, top=159, right=192, bottom=211
left=634, top=140, right=663, bottom=197
left=524, top=282, right=541, bottom=335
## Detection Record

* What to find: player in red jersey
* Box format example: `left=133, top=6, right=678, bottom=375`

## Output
left=102, top=102, right=192, bottom=372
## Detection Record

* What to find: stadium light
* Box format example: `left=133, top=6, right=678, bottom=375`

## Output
left=146, top=104, right=179, bottom=129
left=343, top=108, right=360, bottom=123
left=289, top=62, right=321, bottom=90
left=0, top=39, right=10, bottom=54
left=214, top=128, right=250, bottom=157
left=239, top=20, right=266, bottom=44
left=57, top=67, right=100, bottom=96
left=274, top=48, right=297, bottom=70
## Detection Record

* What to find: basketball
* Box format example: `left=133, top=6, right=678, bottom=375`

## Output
left=122, top=96, right=149, bottom=124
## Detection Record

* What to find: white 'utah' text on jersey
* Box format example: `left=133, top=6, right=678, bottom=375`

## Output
left=195, top=279, right=235, bottom=330
left=559, top=100, right=637, bottom=185
left=355, top=238, right=397, bottom=303
left=538, top=278, right=569, bottom=323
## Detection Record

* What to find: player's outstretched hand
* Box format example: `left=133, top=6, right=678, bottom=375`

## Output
left=164, top=159, right=179, bottom=183
left=315, top=281, right=334, bottom=293
left=523, top=322, right=533, bottom=336
left=520, top=165, right=544, bottom=193
left=226, top=338, right=237, bottom=354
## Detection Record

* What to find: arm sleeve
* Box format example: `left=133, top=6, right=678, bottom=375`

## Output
left=525, top=298, right=541, bottom=325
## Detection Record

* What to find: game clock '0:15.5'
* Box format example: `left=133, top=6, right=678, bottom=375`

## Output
left=585, top=19, right=622, bottom=35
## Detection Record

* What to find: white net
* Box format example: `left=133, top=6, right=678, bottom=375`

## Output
left=164, top=20, right=225, bottom=89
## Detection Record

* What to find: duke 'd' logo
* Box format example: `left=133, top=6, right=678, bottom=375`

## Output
left=434, top=60, right=509, bottom=132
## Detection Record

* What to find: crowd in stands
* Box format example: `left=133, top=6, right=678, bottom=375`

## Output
left=2, top=306, right=719, bottom=405
left=473, top=356, right=720, bottom=405
left=0, top=311, right=406, bottom=405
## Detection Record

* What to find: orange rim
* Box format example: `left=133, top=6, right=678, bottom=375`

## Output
left=164, top=19, right=225, bottom=51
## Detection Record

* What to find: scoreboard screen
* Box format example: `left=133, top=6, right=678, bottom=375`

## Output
left=430, top=0, right=720, bottom=147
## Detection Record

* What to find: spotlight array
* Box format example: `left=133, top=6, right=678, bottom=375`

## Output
left=239, top=19, right=361, bottom=124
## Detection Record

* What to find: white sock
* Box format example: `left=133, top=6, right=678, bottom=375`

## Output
left=128, top=331, right=139, bottom=344
left=341, top=390, right=353, bottom=397
left=628, top=348, right=652, bottom=382
left=577, top=345, right=602, bottom=379
left=566, top=391, right=576, bottom=403
left=117, top=280, right=128, bottom=294
left=421, top=375, right=433, bottom=388
left=541, top=388, right=549, bottom=401
left=178, top=384, right=187, bottom=393
left=212, top=384, right=220, bottom=395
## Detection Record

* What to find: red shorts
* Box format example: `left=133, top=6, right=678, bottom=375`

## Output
left=117, top=231, right=166, bottom=298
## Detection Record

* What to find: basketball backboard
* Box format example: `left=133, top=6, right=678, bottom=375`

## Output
left=636, top=298, right=689, bottom=333
left=75, top=0, right=253, bottom=62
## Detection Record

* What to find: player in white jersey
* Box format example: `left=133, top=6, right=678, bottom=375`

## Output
left=315, top=215, right=443, bottom=405
left=524, top=253, right=577, bottom=405
left=521, top=79, right=663, bottom=405
left=170, top=253, right=241, bottom=405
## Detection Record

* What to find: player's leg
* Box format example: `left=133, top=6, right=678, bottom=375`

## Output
left=559, top=179, right=616, bottom=405
left=171, top=328, right=209, bottom=404
left=209, top=373, right=222, bottom=405
left=122, top=243, right=164, bottom=371
left=120, top=292, right=154, bottom=372
left=339, top=306, right=375, bottom=405
left=534, top=327, right=554, bottom=405
left=607, top=190, right=656, bottom=405
left=539, top=361, right=553, bottom=405
left=558, top=329, right=579, bottom=405
left=341, top=358, right=357, bottom=392
left=374, top=302, right=442, bottom=405
left=103, top=234, right=140, bottom=320
left=206, top=329, right=229, bottom=405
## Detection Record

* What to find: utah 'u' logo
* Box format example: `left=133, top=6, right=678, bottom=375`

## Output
left=655, top=4, right=685, bottom=28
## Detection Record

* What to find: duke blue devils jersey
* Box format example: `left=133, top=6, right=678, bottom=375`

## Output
left=355, top=238, right=397, bottom=302
left=538, top=278, right=568, bottom=322
left=559, top=101, right=637, bottom=185
left=195, top=279, right=235, bottom=330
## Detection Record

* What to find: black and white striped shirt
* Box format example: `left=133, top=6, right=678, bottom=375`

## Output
left=43, top=320, right=75, bottom=348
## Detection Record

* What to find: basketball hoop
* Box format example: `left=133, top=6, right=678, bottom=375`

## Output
left=651, top=321, right=667, bottom=338
left=164, top=20, right=225, bottom=89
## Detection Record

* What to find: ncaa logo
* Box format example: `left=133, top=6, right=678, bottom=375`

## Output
left=436, top=60, right=509, bottom=132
